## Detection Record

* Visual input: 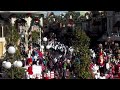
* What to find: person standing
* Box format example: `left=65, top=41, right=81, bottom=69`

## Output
left=27, top=64, right=33, bottom=79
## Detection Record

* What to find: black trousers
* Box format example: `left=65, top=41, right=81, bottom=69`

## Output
left=99, top=66, right=105, bottom=74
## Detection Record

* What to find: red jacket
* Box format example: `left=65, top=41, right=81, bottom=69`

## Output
left=45, top=77, right=49, bottom=79
left=27, top=66, right=33, bottom=75
left=112, top=66, right=115, bottom=74
left=27, top=58, right=33, bottom=64
left=118, top=73, right=120, bottom=78
left=37, top=50, right=43, bottom=58
left=90, top=63, right=94, bottom=69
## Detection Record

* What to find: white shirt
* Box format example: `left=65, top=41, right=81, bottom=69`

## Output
left=23, top=65, right=29, bottom=70
left=32, top=65, right=42, bottom=79
left=92, top=64, right=99, bottom=74
left=94, top=72, right=100, bottom=79
left=106, top=63, right=110, bottom=70
left=92, top=52, right=96, bottom=59
left=95, top=74, right=98, bottom=79
left=99, top=76, right=106, bottom=79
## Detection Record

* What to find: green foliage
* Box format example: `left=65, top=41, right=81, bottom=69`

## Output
left=13, top=68, right=26, bottom=79
left=31, top=31, right=40, bottom=43
left=72, top=28, right=93, bottom=79
left=4, top=26, right=25, bottom=79
left=5, top=26, right=20, bottom=46
left=44, top=12, right=93, bottom=79
left=3, top=67, right=26, bottom=79
left=5, top=25, right=21, bottom=58
left=14, top=49, right=21, bottom=59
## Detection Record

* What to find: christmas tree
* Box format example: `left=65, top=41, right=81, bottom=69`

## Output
left=3, top=25, right=25, bottom=79
left=72, top=27, right=93, bottom=79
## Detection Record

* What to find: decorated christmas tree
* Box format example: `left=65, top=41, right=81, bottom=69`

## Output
left=3, top=25, right=25, bottom=79
left=72, top=27, right=93, bottom=79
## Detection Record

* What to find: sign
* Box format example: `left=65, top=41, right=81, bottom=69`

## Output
left=50, top=71, right=54, bottom=79
left=32, top=65, right=42, bottom=79
left=33, top=65, right=42, bottom=74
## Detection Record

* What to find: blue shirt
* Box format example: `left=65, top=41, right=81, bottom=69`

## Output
left=32, top=56, right=34, bottom=61
left=35, top=51, right=38, bottom=56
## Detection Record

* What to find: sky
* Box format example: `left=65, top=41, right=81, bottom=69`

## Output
left=0, top=11, right=67, bottom=16
left=52, top=11, right=90, bottom=15
left=52, top=11, right=67, bottom=15
left=0, top=11, right=90, bottom=17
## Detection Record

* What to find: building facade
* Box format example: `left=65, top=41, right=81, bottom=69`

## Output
left=80, top=11, right=120, bottom=41
left=0, top=12, right=44, bottom=59
left=0, top=23, right=6, bottom=59
left=107, top=11, right=120, bottom=36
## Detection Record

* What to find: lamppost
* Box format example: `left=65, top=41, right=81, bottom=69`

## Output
left=69, top=47, right=74, bottom=58
left=38, top=14, right=44, bottom=51
left=40, top=37, right=51, bottom=76
left=1, top=16, right=23, bottom=79
left=24, top=16, right=32, bottom=52
left=41, top=37, right=51, bottom=54
left=107, top=36, right=111, bottom=50
left=2, top=46, right=23, bottom=79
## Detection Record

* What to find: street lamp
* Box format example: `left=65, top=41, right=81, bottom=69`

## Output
left=2, top=61, right=7, bottom=67
left=107, top=36, right=111, bottom=49
left=4, top=62, right=12, bottom=69
left=43, top=37, right=47, bottom=51
left=69, top=47, right=74, bottom=55
left=86, top=15, right=89, bottom=19
left=41, top=37, right=49, bottom=53
left=8, top=46, right=16, bottom=54
left=46, top=44, right=51, bottom=50
left=21, top=34, right=24, bottom=38
left=41, top=45, right=44, bottom=49
left=2, top=46, right=23, bottom=79
left=11, top=17, right=16, bottom=26
left=2, top=60, right=23, bottom=69
left=43, top=37, right=47, bottom=42
left=70, top=15, right=72, bottom=19
left=24, top=16, right=32, bottom=51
